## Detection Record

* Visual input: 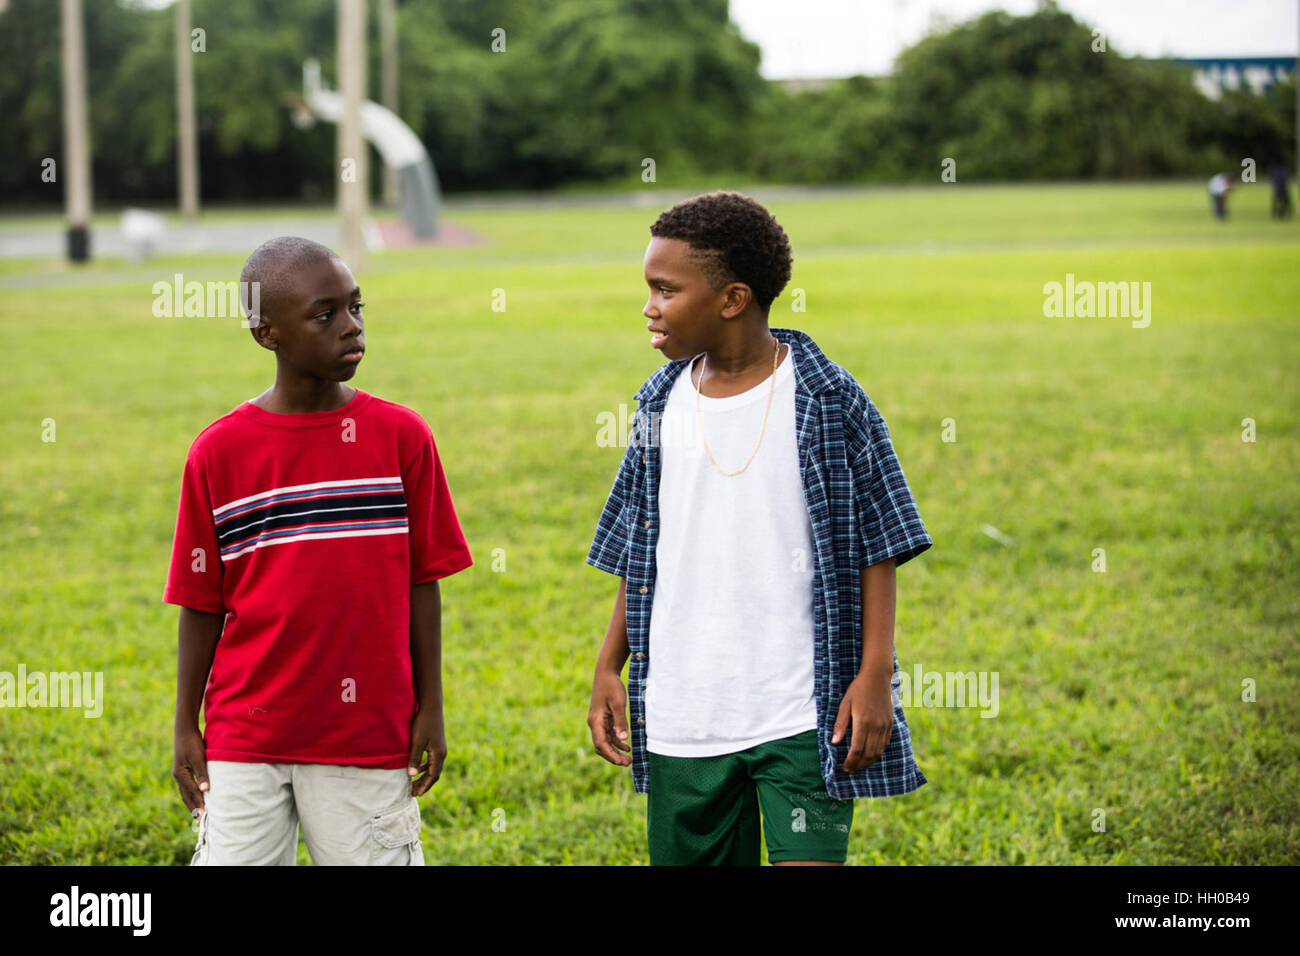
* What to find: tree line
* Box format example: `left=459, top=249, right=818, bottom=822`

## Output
left=0, top=0, right=1292, bottom=205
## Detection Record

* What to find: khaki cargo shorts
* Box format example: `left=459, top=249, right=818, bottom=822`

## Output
left=189, top=760, right=424, bottom=866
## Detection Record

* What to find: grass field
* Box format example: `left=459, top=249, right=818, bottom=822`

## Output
left=0, top=181, right=1297, bottom=865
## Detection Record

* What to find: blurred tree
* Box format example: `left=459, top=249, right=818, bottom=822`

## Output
left=399, top=0, right=763, bottom=189
left=0, top=0, right=144, bottom=202
left=1208, top=79, right=1296, bottom=174
left=751, top=77, right=902, bottom=183
left=886, top=1, right=1222, bottom=180
left=0, top=0, right=340, bottom=204
left=0, top=0, right=1290, bottom=202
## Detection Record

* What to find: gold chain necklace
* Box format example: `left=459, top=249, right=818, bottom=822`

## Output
left=693, top=338, right=782, bottom=477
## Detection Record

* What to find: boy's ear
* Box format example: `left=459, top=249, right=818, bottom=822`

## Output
left=720, top=281, right=753, bottom=319
left=241, top=279, right=264, bottom=332
left=249, top=316, right=278, bottom=351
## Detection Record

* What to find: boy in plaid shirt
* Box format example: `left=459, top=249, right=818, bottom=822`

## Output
left=586, top=192, right=931, bottom=865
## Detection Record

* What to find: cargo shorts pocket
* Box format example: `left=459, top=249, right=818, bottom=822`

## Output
left=370, top=799, right=424, bottom=866
left=189, top=808, right=210, bottom=866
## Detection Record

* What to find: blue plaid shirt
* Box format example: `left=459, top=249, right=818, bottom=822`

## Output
left=587, top=327, right=932, bottom=799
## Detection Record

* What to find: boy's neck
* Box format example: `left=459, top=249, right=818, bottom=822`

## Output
left=252, top=379, right=356, bottom=414
left=700, top=322, right=781, bottom=378
left=694, top=324, right=786, bottom=399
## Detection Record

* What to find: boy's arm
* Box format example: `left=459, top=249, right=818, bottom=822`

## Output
left=408, top=579, right=446, bottom=797
left=832, top=558, right=897, bottom=772
left=860, top=558, right=897, bottom=680
left=173, top=606, right=224, bottom=815
left=588, top=577, right=632, bottom=766
left=834, top=387, right=930, bottom=772
left=585, top=425, right=641, bottom=766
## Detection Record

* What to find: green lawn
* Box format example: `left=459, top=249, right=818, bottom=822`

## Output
left=0, top=181, right=1296, bottom=864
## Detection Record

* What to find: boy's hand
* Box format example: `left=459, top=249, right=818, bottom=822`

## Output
left=407, top=707, right=447, bottom=797
left=832, top=672, right=894, bottom=773
left=172, top=726, right=210, bottom=815
left=588, top=670, right=631, bottom=766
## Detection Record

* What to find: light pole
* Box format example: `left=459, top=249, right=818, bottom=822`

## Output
left=338, top=0, right=367, bottom=272
left=381, top=0, right=398, bottom=208
left=60, top=0, right=92, bottom=262
left=176, top=0, right=200, bottom=220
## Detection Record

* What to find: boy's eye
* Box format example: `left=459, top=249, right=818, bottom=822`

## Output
left=351, top=302, right=365, bottom=313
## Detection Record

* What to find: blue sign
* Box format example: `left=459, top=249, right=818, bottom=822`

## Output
left=1169, top=56, right=1295, bottom=96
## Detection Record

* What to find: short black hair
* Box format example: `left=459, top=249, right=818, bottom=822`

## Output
left=240, top=236, right=341, bottom=327
left=649, top=191, right=793, bottom=312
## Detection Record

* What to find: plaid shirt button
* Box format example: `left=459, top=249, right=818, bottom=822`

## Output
left=638, top=586, right=648, bottom=594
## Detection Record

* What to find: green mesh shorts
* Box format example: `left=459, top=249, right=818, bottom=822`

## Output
left=646, top=729, right=854, bottom=865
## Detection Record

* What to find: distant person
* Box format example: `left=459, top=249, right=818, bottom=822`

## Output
left=165, top=236, right=473, bottom=865
left=585, top=192, right=932, bottom=865
left=1208, top=172, right=1232, bottom=221
left=1270, top=164, right=1292, bottom=219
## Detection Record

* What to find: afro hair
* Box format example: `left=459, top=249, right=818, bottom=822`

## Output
left=649, top=191, right=793, bottom=312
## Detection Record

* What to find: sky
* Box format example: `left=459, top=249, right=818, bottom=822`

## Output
left=729, top=0, right=1300, bottom=79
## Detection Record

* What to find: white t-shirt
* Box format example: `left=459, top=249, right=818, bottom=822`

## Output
left=645, top=346, right=818, bottom=757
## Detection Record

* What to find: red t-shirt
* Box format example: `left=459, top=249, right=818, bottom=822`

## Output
left=163, top=388, right=472, bottom=768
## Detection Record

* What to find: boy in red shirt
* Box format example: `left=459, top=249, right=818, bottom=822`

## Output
left=165, top=237, right=472, bottom=865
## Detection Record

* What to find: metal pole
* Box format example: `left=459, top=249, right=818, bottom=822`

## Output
left=176, top=0, right=200, bottom=219
left=380, top=0, right=398, bottom=207
left=60, top=0, right=92, bottom=262
left=339, top=0, right=367, bottom=272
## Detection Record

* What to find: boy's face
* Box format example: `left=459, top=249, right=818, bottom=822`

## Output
left=254, top=256, right=365, bottom=381
left=642, top=237, right=734, bottom=361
